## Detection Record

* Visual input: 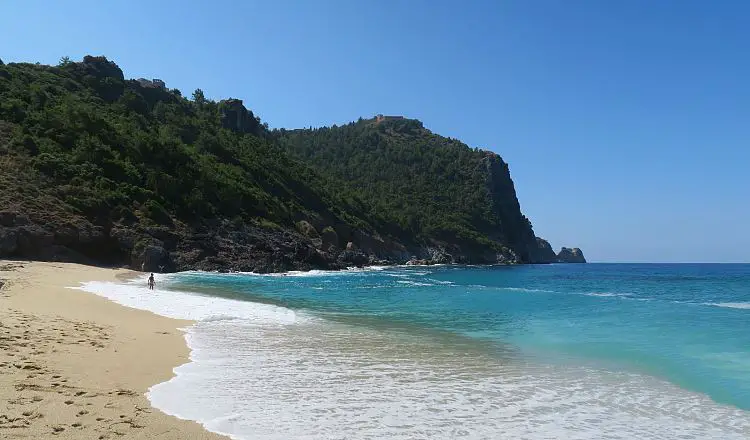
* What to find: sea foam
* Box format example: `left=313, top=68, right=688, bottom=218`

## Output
left=706, top=302, right=750, bottom=310
left=74, top=271, right=750, bottom=440
left=73, top=276, right=303, bottom=324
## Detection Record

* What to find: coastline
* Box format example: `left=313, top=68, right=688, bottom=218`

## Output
left=0, top=260, right=227, bottom=439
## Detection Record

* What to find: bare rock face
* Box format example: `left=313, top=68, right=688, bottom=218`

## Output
left=80, top=55, right=125, bottom=81
left=0, top=228, right=17, bottom=254
left=337, top=249, right=368, bottom=267
left=0, top=211, right=111, bottom=264
left=66, top=55, right=125, bottom=102
left=529, top=237, right=557, bottom=263
left=295, top=220, right=319, bottom=239
left=142, top=245, right=170, bottom=272
left=320, top=227, right=339, bottom=252
left=482, top=153, right=538, bottom=262
left=219, top=99, right=261, bottom=135
left=557, top=247, right=586, bottom=263
left=136, top=78, right=166, bottom=89
left=425, top=246, right=452, bottom=264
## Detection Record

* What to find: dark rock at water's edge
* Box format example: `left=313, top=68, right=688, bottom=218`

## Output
left=0, top=210, right=585, bottom=272
left=557, top=247, right=587, bottom=263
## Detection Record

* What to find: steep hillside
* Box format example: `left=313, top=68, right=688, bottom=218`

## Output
left=276, top=117, right=557, bottom=263
left=0, top=56, right=582, bottom=272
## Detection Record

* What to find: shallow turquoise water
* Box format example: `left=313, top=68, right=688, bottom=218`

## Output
left=170, top=263, right=750, bottom=411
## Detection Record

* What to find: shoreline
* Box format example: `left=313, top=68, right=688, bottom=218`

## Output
left=166, top=259, right=587, bottom=276
left=86, top=263, right=750, bottom=440
left=0, top=260, right=227, bottom=439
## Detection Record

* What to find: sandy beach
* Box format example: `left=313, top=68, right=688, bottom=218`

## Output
left=0, top=260, right=226, bottom=439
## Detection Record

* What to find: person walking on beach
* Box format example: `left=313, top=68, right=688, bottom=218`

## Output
left=148, top=273, right=155, bottom=290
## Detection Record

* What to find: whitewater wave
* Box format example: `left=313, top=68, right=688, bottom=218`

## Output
left=396, top=280, right=435, bottom=287
left=175, top=266, right=391, bottom=280
left=582, top=292, right=620, bottom=297
left=705, top=302, right=750, bottom=310
left=430, top=279, right=455, bottom=285
left=577, top=291, right=635, bottom=299
left=72, top=278, right=306, bottom=325
left=503, top=287, right=556, bottom=293
left=145, top=309, right=750, bottom=440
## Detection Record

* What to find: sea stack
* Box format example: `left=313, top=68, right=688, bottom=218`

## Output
left=557, top=247, right=587, bottom=263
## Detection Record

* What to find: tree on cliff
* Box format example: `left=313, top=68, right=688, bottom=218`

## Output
left=192, top=88, right=206, bottom=106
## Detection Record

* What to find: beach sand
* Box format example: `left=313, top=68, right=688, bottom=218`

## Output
left=0, top=260, right=227, bottom=439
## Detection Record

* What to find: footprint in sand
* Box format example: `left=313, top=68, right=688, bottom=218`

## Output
left=112, top=389, right=136, bottom=396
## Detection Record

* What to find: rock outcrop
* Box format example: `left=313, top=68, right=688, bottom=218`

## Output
left=295, top=220, right=319, bottom=239
left=557, top=247, right=587, bottom=263
left=78, top=55, right=125, bottom=82
left=136, top=78, right=166, bottom=89
left=0, top=207, right=587, bottom=271
left=320, top=227, right=339, bottom=253
left=0, top=211, right=120, bottom=265
left=529, top=237, right=558, bottom=263
left=219, top=99, right=262, bottom=135
left=65, top=55, right=125, bottom=102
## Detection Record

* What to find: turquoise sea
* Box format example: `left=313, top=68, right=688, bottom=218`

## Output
left=81, top=263, right=750, bottom=439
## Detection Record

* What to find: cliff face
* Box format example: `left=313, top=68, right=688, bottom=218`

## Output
left=218, top=99, right=262, bottom=135
left=529, top=237, right=558, bottom=263
left=0, top=56, right=584, bottom=272
left=277, top=118, right=570, bottom=265
left=482, top=153, right=558, bottom=263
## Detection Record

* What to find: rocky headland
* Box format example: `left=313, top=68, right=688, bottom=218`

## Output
left=0, top=56, right=584, bottom=272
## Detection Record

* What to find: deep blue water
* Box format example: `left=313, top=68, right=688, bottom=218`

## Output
left=170, top=263, right=750, bottom=411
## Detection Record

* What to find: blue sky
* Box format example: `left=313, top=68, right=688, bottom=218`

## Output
left=1, top=0, right=748, bottom=262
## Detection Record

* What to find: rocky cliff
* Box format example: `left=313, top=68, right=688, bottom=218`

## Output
left=276, top=117, right=578, bottom=266
left=218, top=98, right=263, bottom=135
left=557, top=247, right=587, bottom=263
left=0, top=56, right=584, bottom=272
left=530, top=237, right=559, bottom=263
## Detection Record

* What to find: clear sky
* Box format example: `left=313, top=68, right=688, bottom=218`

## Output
left=2, top=0, right=748, bottom=262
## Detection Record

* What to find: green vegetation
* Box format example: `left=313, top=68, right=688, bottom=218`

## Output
left=0, top=56, right=542, bottom=269
left=0, top=56, right=371, bottom=233
left=276, top=118, right=536, bottom=254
